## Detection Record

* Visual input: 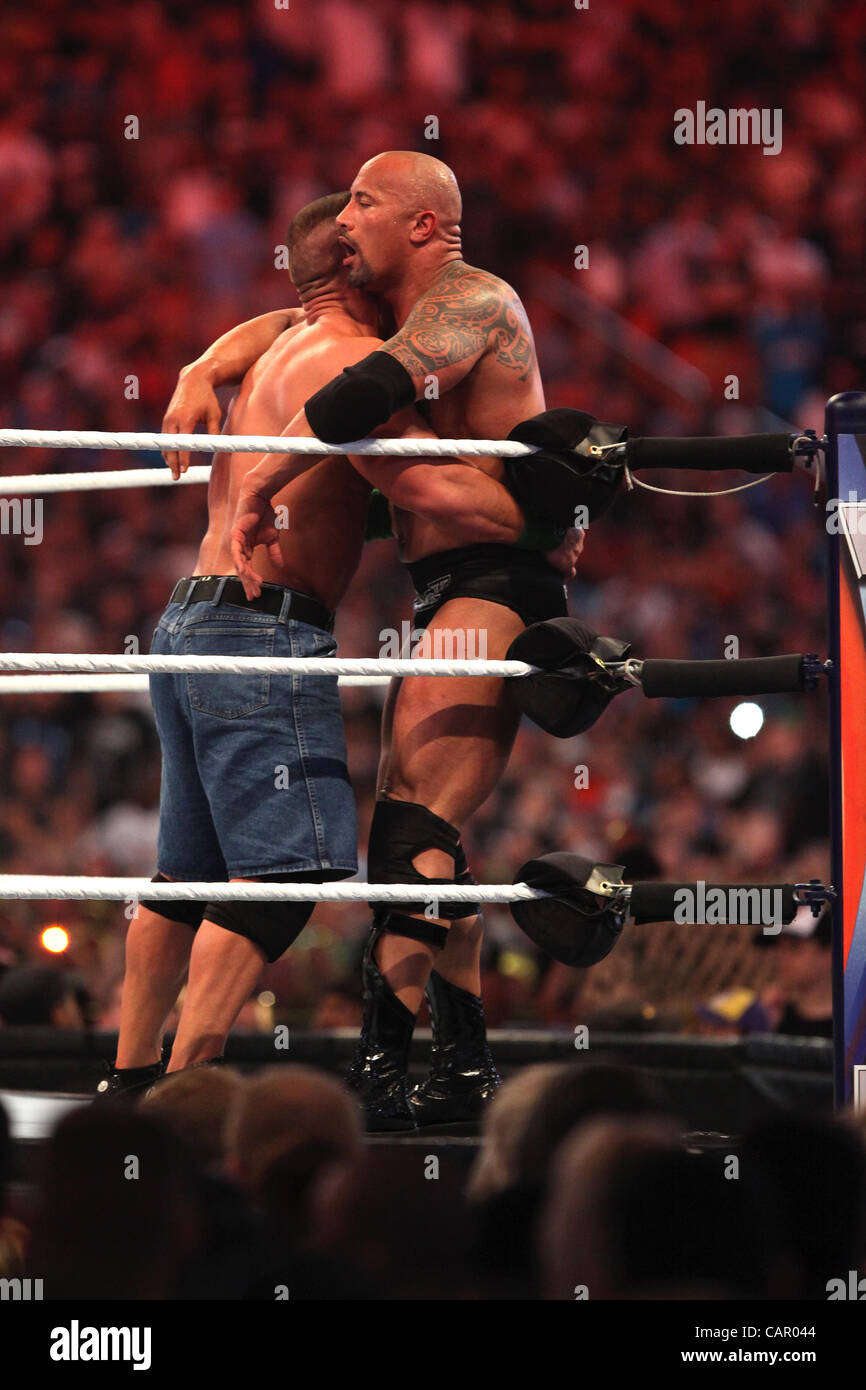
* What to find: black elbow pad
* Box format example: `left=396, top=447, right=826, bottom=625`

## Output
left=305, top=350, right=416, bottom=444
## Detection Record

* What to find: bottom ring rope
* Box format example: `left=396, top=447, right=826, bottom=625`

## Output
left=0, top=877, right=547, bottom=903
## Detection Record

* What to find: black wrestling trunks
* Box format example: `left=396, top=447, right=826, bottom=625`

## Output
left=406, top=543, right=568, bottom=631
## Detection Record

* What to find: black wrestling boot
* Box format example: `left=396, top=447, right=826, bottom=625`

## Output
left=93, top=1060, right=164, bottom=1103
left=408, top=971, right=501, bottom=1134
left=345, top=930, right=418, bottom=1133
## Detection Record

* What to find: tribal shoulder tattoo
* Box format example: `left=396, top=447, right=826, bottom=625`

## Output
left=382, top=262, right=535, bottom=383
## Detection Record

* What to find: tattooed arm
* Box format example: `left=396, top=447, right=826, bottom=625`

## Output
left=379, top=261, right=535, bottom=396
left=300, top=261, right=538, bottom=445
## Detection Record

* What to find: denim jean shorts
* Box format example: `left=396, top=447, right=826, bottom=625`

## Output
left=148, top=593, right=358, bottom=882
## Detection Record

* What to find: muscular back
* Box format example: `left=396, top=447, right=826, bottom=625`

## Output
left=380, top=261, right=546, bottom=560
left=195, top=314, right=378, bottom=610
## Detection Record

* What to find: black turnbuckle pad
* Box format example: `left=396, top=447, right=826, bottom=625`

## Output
left=507, top=616, right=632, bottom=738
left=511, top=852, right=627, bottom=967
left=505, top=408, right=630, bottom=525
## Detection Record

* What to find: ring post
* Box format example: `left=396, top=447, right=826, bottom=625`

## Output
left=825, top=392, right=866, bottom=1106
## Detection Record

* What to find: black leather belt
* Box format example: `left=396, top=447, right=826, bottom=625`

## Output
left=170, top=576, right=335, bottom=633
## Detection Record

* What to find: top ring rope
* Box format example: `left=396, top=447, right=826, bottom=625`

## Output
left=0, top=429, right=535, bottom=457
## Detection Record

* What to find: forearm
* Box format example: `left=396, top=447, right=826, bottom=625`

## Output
left=419, top=464, right=525, bottom=541
left=350, top=452, right=524, bottom=542
left=184, top=309, right=301, bottom=388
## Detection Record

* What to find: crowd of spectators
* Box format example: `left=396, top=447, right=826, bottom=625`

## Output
left=2, top=1061, right=865, bottom=1298
left=1, top=0, right=859, bottom=1032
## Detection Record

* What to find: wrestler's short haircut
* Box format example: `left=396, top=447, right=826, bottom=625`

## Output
left=287, top=190, right=350, bottom=286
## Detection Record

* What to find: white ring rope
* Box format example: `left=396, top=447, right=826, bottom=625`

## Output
left=0, top=462, right=777, bottom=500
left=0, top=429, right=535, bottom=458
left=0, top=430, right=781, bottom=506
left=0, top=876, right=547, bottom=904
left=0, top=673, right=391, bottom=693
left=0, top=466, right=212, bottom=494
left=0, top=653, right=537, bottom=677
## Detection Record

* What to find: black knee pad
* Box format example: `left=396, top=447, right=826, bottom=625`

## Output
left=368, top=799, right=481, bottom=939
left=203, top=873, right=321, bottom=963
left=139, top=873, right=205, bottom=929
left=378, top=910, right=449, bottom=950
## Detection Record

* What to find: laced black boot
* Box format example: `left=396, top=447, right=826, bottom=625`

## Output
left=94, top=1060, right=164, bottom=1103
left=346, top=928, right=418, bottom=1133
left=408, top=970, right=501, bottom=1133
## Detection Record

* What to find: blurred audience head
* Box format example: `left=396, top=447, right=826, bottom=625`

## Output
left=226, top=1064, right=361, bottom=1195
left=467, top=1060, right=671, bottom=1204
left=539, top=1116, right=788, bottom=1300
left=141, top=1064, right=244, bottom=1169
left=0, top=965, right=85, bottom=1028
left=315, top=1149, right=475, bottom=1299
left=28, top=1106, right=202, bottom=1299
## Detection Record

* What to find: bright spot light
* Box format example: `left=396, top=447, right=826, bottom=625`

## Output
left=257, top=990, right=276, bottom=1008
left=730, top=702, right=764, bottom=740
left=41, top=925, right=69, bottom=954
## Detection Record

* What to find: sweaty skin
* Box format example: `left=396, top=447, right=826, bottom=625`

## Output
left=229, top=265, right=546, bottom=574
left=196, top=313, right=376, bottom=612
left=162, top=308, right=304, bottom=477
left=375, top=260, right=544, bottom=562
left=199, top=305, right=528, bottom=606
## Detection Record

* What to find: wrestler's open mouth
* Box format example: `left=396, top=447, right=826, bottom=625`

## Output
left=339, top=236, right=357, bottom=264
